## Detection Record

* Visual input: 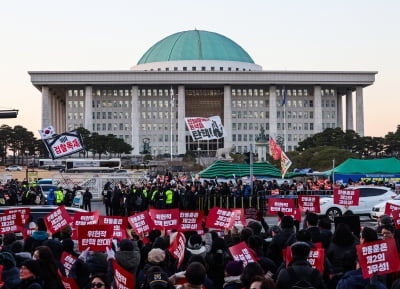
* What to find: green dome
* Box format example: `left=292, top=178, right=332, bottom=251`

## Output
left=137, top=30, right=255, bottom=64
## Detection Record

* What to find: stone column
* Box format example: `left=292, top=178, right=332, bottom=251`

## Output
left=346, top=89, right=353, bottom=130
left=336, top=91, right=343, bottom=129
left=356, top=86, right=364, bottom=136
left=269, top=86, right=277, bottom=137
left=313, top=86, right=323, bottom=133
left=41, top=86, right=51, bottom=129
left=223, top=85, right=232, bottom=149
left=177, top=85, right=186, bottom=154
left=84, top=86, right=93, bottom=132
left=131, top=86, right=140, bottom=155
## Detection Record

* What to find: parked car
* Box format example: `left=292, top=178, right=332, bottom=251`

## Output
left=5, top=165, right=22, bottom=171
left=370, top=194, right=400, bottom=220
left=319, top=186, right=396, bottom=221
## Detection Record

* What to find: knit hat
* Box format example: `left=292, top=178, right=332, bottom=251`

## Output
left=147, top=248, right=166, bottom=264
left=380, top=215, right=394, bottom=226
left=22, top=259, right=41, bottom=276
left=291, top=242, right=310, bottom=259
left=146, top=271, right=169, bottom=288
left=187, top=234, right=206, bottom=255
left=119, top=239, right=134, bottom=251
left=280, top=215, right=294, bottom=229
left=225, top=260, right=244, bottom=276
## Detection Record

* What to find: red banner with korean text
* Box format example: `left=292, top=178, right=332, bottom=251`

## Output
left=71, top=211, right=100, bottom=239
left=333, top=188, right=360, bottom=206
left=44, top=205, right=72, bottom=234
left=206, top=207, right=237, bottom=230
left=60, top=275, right=79, bottom=289
left=179, top=210, right=203, bottom=231
left=231, top=208, right=246, bottom=227
left=357, top=238, right=400, bottom=278
left=269, top=136, right=282, bottom=161
left=0, top=212, right=23, bottom=235
left=298, top=195, right=320, bottom=213
left=98, top=216, right=128, bottom=240
left=229, top=241, right=257, bottom=267
left=4, top=208, right=30, bottom=225
left=78, top=224, right=113, bottom=252
left=60, top=252, right=77, bottom=277
left=149, top=208, right=180, bottom=230
left=268, top=198, right=296, bottom=215
left=168, top=232, right=186, bottom=268
left=128, top=211, right=154, bottom=236
left=112, top=259, right=135, bottom=289
left=384, top=202, right=400, bottom=217
left=285, top=247, right=325, bottom=273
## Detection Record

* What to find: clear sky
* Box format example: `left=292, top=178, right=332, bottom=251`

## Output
left=1, top=0, right=399, bottom=138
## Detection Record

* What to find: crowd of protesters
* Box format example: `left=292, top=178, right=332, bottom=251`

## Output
left=0, top=205, right=399, bottom=288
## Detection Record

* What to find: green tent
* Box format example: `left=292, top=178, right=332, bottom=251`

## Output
left=198, top=160, right=300, bottom=179
left=333, top=157, right=400, bottom=183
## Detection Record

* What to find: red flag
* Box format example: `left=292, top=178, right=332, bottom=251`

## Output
left=269, top=136, right=282, bottom=160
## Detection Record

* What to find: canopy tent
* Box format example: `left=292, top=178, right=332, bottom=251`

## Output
left=332, top=157, right=400, bottom=184
left=198, top=160, right=301, bottom=179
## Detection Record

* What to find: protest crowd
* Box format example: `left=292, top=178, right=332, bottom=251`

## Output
left=0, top=177, right=400, bottom=289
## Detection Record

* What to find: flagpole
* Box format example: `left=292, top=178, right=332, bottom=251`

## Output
left=170, top=87, right=174, bottom=166
left=283, top=87, right=287, bottom=152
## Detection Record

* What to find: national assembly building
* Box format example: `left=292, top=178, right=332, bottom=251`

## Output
left=29, top=29, right=376, bottom=157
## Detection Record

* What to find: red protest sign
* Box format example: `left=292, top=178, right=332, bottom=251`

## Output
left=268, top=198, right=296, bottom=215
left=229, top=241, right=257, bottom=267
left=179, top=210, right=204, bottom=231
left=285, top=247, right=325, bottom=273
left=333, top=188, right=360, bottom=206
left=231, top=208, right=246, bottom=227
left=60, top=275, right=79, bottom=289
left=205, top=207, right=237, bottom=230
left=149, top=208, right=180, bottom=230
left=168, top=232, right=186, bottom=268
left=298, top=195, right=320, bottom=213
left=384, top=202, right=400, bottom=216
left=128, top=211, right=154, bottom=236
left=44, top=205, right=72, bottom=234
left=0, top=212, right=24, bottom=234
left=71, top=211, right=100, bottom=239
left=98, top=216, right=128, bottom=240
left=357, top=238, right=400, bottom=278
left=60, top=252, right=77, bottom=277
left=112, top=259, right=135, bottom=289
left=78, top=224, right=113, bottom=252
left=4, top=208, right=30, bottom=225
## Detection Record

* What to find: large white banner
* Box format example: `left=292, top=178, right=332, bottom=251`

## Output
left=42, top=130, right=85, bottom=159
left=185, top=116, right=225, bottom=141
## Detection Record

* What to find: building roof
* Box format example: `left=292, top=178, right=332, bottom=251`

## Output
left=137, top=30, right=255, bottom=64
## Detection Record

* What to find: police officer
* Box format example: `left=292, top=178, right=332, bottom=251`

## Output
left=55, top=187, right=64, bottom=205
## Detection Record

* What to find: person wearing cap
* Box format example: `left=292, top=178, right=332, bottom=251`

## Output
left=145, top=265, right=172, bottom=289
left=276, top=241, right=326, bottom=289
left=223, top=260, right=243, bottom=289
left=136, top=248, right=168, bottom=289
left=18, top=259, right=43, bottom=289
left=0, top=251, right=20, bottom=289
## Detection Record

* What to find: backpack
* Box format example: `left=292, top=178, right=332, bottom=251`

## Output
left=287, top=267, right=319, bottom=289
left=135, top=191, right=143, bottom=206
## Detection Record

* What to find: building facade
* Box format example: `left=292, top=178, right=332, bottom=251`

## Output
left=29, top=30, right=376, bottom=157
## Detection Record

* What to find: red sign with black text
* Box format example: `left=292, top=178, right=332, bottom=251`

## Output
left=149, top=208, right=180, bottom=230
left=268, top=198, right=296, bottom=215
left=229, top=241, right=257, bottom=267
left=179, top=210, right=204, bottom=231
left=333, top=188, right=360, bottom=206
left=357, top=238, right=400, bottom=278
left=77, top=224, right=113, bottom=252
left=298, top=195, right=320, bottom=213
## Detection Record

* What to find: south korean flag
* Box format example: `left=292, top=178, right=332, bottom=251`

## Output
left=38, top=126, right=56, bottom=139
